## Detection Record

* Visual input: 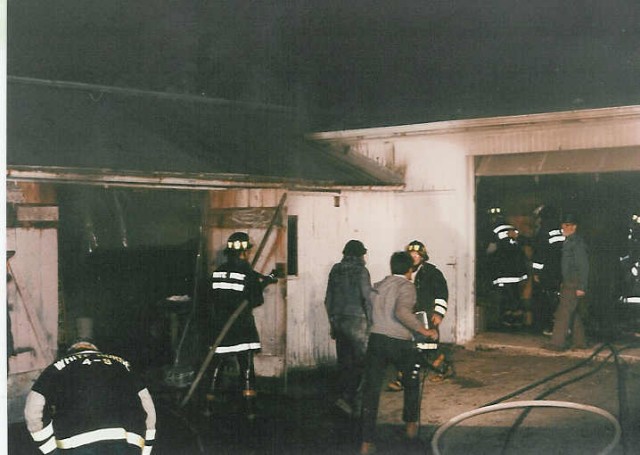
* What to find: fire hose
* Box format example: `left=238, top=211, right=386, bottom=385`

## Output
left=431, top=341, right=639, bottom=455
left=430, top=400, right=621, bottom=455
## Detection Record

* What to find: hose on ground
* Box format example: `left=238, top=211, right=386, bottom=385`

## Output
left=431, top=400, right=621, bottom=455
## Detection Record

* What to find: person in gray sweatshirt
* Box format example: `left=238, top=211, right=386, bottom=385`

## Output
left=359, top=251, right=438, bottom=455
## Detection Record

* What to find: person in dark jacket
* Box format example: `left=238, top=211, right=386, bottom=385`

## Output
left=359, top=252, right=438, bottom=455
left=532, top=205, right=565, bottom=335
left=618, top=212, right=640, bottom=335
left=387, top=240, right=450, bottom=391
left=24, top=339, right=156, bottom=455
left=324, top=239, right=373, bottom=416
left=546, top=213, right=590, bottom=350
left=488, top=213, right=529, bottom=328
left=201, top=231, right=277, bottom=418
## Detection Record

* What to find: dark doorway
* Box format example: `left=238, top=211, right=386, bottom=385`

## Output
left=476, top=171, right=640, bottom=340
left=57, top=185, right=204, bottom=369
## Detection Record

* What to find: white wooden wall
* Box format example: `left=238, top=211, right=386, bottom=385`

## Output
left=285, top=177, right=472, bottom=367
left=6, top=228, right=59, bottom=423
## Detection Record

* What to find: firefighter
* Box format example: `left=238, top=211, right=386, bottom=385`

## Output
left=387, top=240, right=452, bottom=391
left=24, top=339, right=157, bottom=454
left=532, top=205, right=565, bottom=335
left=201, top=232, right=277, bottom=419
left=619, top=212, right=640, bottom=336
left=487, top=210, right=529, bottom=328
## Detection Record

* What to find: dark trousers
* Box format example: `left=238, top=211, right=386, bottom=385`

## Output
left=333, top=315, right=369, bottom=406
left=361, top=333, right=422, bottom=443
left=496, top=283, right=522, bottom=315
left=551, top=282, right=586, bottom=348
left=64, top=441, right=140, bottom=454
left=534, top=287, right=559, bottom=332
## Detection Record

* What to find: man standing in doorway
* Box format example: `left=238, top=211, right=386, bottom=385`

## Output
left=531, top=205, right=565, bottom=336
left=546, top=213, right=590, bottom=351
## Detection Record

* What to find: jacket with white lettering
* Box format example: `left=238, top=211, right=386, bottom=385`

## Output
left=207, top=257, right=265, bottom=354
left=24, top=349, right=156, bottom=454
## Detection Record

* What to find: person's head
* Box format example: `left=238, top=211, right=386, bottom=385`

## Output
left=560, top=213, right=579, bottom=237
left=67, top=338, right=99, bottom=354
left=487, top=206, right=504, bottom=225
left=405, top=240, right=429, bottom=265
left=225, top=232, right=252, bottom=259
left=342, top=240, right=367, bottom=257
left=390, top=251, right=413, bottom=276
left=534, top=204, right=558, bottom=223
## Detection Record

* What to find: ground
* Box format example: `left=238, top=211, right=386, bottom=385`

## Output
left=8, top=332, right=640, bottom=454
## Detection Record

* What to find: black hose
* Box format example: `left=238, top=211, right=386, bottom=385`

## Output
left=156, top=396, right=205, bottom=454
left=483, top=342, right=611, bottom=408
left=495, top=340, right=640, bottom=455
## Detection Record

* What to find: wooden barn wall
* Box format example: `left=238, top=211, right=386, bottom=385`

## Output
left=6, top=182, right=59, bottom=423
left=206, top=188, right=287, bottom=377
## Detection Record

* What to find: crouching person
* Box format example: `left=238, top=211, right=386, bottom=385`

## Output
left=359, top=252, right=438, bottom=455
left=24, top=339, right=157, bottom=455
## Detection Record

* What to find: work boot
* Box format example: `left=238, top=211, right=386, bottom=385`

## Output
left=386, top=371, right=404, bottom=391
left=359, top=442, right=376, bottom=454
left=386, top=379, right=403, bottom=391
left=201, top=393, right=216, bottom=417
left=406, top=421, right=419, bottom=439
left=243, top=389, right=258, bottom=420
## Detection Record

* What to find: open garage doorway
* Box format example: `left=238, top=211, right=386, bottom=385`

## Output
left=56, top=185, right=205, bottom=370
left=475, top=171, right=640, bottom=341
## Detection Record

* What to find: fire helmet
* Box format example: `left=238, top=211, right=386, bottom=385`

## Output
left=406, top=240, right=429, bottom=261
left=67, top=338, right=99, bottom=354
left=226, top=232, right=253, bottom=251
left=342, top=240, right=367, bottom=257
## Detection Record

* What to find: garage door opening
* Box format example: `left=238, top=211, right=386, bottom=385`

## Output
left=475, top=171, right=640, bottom=341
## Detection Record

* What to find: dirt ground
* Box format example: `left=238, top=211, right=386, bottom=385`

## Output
left=8, top=333, right=640, bottom=454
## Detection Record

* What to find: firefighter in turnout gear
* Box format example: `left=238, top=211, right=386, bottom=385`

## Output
left=24, top=340, right=157, bottom=455
left=619, top=212, right=640, bottom=335
left=387, top=240, right=452, bottom=391
left=487, top=208, right=529, bottom=328
left=532, top=205, right=565, bottom=335
left=201, top=232, right=277, bottom=419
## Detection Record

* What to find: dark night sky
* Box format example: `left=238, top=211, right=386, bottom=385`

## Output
left=8, top=0, right=640, bottom=129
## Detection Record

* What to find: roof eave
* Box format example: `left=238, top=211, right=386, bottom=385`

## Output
left=6, top=165, right=404, bottom=192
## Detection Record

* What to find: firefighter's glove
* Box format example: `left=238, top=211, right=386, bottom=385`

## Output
left=264, top=269, right=279, bottom=284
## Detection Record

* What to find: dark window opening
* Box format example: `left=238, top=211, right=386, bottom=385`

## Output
left=287, top=215, right=298, bottom=276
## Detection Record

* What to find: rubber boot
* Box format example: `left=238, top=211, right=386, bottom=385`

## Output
left=243, top=389, right=258, bottom=420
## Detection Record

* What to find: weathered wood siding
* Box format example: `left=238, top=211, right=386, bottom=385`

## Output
left=206, top=189, right=287, bottom=376
left=6, top=182, right=59, bottom=423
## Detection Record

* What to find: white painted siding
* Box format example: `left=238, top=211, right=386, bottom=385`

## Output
left=285, top=184, right=472, bottom=367
left=309, top=105, right=640, bottom=361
